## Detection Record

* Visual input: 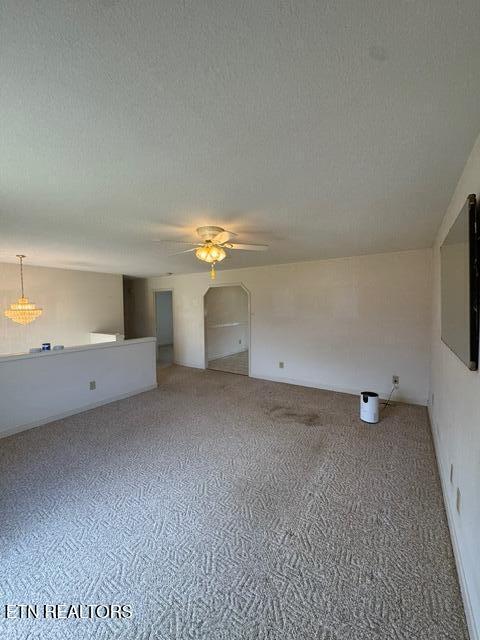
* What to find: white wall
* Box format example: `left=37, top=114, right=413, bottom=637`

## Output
left=155, top=291, right=173, bottom=345
left=0, top=338, right=157, bottom=437
left=429, top=134, right=480, bottom=640
left=205, top=286, right=248, bottom=360
left=0, top=263, right=124, bottom=355
left=144, top=249, right=432, bottom=404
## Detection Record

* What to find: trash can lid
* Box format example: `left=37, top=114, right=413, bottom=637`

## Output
left=360, top=391, right=378, bottom=397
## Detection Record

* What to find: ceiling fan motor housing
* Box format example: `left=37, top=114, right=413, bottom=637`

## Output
left=196, top=226, right=224, bottom=242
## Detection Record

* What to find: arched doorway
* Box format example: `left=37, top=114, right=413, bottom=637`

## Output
left=204, top=284, right=250, bottom=376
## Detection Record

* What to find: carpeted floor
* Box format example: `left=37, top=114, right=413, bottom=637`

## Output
left=0, top=366, right=467, bottom=640
left=208, top=349, right=249, bottom=375
left=157, top=344, right=174, bottom=369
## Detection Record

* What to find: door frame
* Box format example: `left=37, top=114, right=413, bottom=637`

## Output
left=203, top=282, right=251, bottom=376
left=152, top=288, right=175, bottom=364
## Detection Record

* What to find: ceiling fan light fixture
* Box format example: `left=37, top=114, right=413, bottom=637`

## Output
left=195, top=245, right=226, bottom=264
left=161, top=226, right=267, bottom=279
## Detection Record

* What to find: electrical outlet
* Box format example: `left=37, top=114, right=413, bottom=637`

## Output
left=239, top=339, right=242, bottom=344
left=89, top=380, right=96, bottom=391
left=279, top=361, right=284, bottom=369
left=392, top=375, right=399, bottom=386
left=456, top=488, right=461, bottom=514
left=450, top=464, right=454, bottom=484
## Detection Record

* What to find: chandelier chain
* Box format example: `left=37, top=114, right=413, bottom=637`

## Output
left=17, top=254, right=25, bottom=298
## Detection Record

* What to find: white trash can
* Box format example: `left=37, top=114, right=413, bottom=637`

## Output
left=360, top=391, right=379, bottom=423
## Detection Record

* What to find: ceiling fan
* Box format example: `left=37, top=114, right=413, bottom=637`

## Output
left=155, top=226, right=268, bottom=279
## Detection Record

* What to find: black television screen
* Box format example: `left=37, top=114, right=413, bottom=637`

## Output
left=440, top=194, right=479, bottom=370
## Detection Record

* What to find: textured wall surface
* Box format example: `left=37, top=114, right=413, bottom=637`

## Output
left=1, top=1, right=480, bottom=275
left=147, top=249, right=432, bottom=404
left=0, top=262, right=124, bottom=355
left=429, top=132, right=480, bottom=640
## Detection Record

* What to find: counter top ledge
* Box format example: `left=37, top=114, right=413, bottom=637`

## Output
left=0, top=337, right=157, bottom=364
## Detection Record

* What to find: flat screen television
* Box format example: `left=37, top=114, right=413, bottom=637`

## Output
left=441, top=194, right=479, bottom=370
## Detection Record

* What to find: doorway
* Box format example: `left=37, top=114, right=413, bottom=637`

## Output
left=123, top=275, right=149, bottom=339
left=154, top=290, right=173, bottom=368
left=204, top=285, right=249, bottom=376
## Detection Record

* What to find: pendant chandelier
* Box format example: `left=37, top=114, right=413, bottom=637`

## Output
left=4, top=255, right=43, bottom=325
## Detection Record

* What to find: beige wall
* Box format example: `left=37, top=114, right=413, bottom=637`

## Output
left=429, top=133, right=480, bottom=640
left=0, top=263, right=124, bottom=355
left=123, top=276, right=150, bottom=339
left=144, top=248, right=432, bottom=405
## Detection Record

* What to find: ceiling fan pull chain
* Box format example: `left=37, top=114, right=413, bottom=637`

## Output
left=210, top=263, right=216, bottom=280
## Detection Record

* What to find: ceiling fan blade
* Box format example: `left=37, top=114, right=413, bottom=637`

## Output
left=169, top=248, right=198, bottom=256
left=153, top=240, right=200, bottom=246
left=226, top=243, right=268, bottom=251
left=212, top=230, right=237, bottom=245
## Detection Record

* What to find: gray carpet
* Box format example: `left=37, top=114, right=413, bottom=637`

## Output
left=208, top=350, right=249, bottom=375
left=0, top=366, right=467, bottom=640
left=157, top=344, right=174, bottom=369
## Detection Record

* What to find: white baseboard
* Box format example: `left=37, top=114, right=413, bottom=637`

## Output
left=169, top=363, right=425, bottom=405
left=207, top=348, right=248, bottom=360
left=250, top=371, right=427, bottom=406
left=428, top=407, right=478, bottom=640
left=173, top=360, right=204, bottom=369
left=0, top=384, right=158, bottom=440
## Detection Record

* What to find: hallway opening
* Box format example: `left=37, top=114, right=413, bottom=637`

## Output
left=154, top=290, right=173, bottom=368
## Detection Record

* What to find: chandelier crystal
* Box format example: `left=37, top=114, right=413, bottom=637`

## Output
left=4, top=255, right=43, bottom=325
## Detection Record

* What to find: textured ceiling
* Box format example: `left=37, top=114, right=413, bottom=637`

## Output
left=1, top=0, right=480, bottom=277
